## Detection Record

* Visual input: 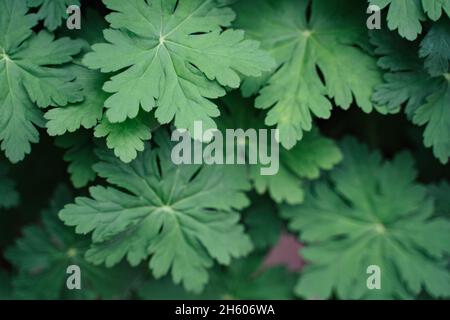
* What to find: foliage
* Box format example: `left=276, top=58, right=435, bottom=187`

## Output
left=82, top=0, right=275, bottom=159
left=5, top=185, right=140, bottom=299
left=234, top=0, right=382, bottom=149
left=372, top=23, right=450, bottom=164
left=369, top=0, right=450, bottom=40
left=0, top=0, right=449, bottom=301
left=281, top=139, right=450, bottom=299
left=59, top=132, right=253, bottom=293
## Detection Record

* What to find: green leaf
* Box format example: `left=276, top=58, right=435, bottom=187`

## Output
left=27, top=0, right=80, bottom=31
left=55, top=131, right=98, bottom=188
left=281, top=138, right=450, bottom=299
left=219, top=94, right=342, bottom=204
left=94, top=112, right=156, bottom=163
left=369, top=0, right=425, bottom=41
left=5, top=185, right=139, bottom=299
left=369, top=0, right=450, bottom=40
left=422, top=0, right=450, bottom=20
left=414, top=81, right=450, bottom=164
left=250, top=130, right=342, bottom=204
left=45, top=8, right=107, bottom=138
left=59, top=132, right=253, bottom=293
left=0, top=160, right=19, bottom=209
left=234, top=0, right=382, bottom=149
left=45, top=64, right=106, bottom=136
left=0, top=0, right=83, bottom=162
left=419, top=18, right=450, bottom=76
left=83, top=0, right=275, bottom=137
left=49, top=8, right=154, bottom=164
left=372, top=29, right=450, bottom=164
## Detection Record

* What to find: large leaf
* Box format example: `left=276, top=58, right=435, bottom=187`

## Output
left=250, top=130, right=342, bottom=204
left=281, top=138, right=450, bottom=299
left=83, top=0, right=275, bottom=137
left=0, top=0, right=83, bottom=162
left=234, top=0, right=382, bottom=149
left=59, top=132, right=253, bottom=293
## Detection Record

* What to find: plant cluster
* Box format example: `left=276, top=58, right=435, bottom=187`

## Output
left=0, top=0, right=449, bottom=300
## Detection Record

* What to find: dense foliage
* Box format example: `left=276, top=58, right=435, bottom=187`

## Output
left=0, top=0, right=449, bottom=300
